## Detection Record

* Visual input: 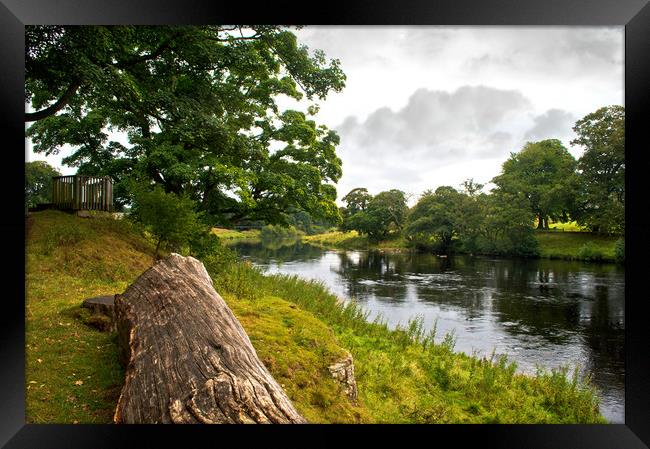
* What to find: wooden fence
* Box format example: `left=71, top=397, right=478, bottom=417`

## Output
left=51, top=175, right=114, bottom=212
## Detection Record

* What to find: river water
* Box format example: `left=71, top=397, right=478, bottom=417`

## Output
left=231, top=240, right=625, bottom=423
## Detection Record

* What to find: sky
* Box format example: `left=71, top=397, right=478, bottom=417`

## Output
left=27, top=26, right=624, bottom=205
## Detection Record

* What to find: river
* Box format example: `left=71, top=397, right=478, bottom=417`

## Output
left=231, top=239, right=625, bottom=423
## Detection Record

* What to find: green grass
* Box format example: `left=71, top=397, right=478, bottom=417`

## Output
left=207, top=258, right=606, bottom=423
left=26, top=210, right=606, bottom=424
left=26, top=211, right=363, bottom=423
left=303, top=231, right=409, bottom=251
left=211, top=227, right=261, bottom=242
left=26, top=210, right=154, bottom=423
left=225, top=294, right=368, bottom=423
left=546, top=220, right=588, bottom=232
left=535, top=231, right=618, bottom=262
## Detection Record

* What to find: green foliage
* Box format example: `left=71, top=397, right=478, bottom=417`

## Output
left=405, top=186, right=464, bottom=252
left=129, top=185, right=202, bottom=257
left=26, top=25, right=346, bottom=225
left=25, top=161, right=61, bottom=209
left=286, top=207, right=336, bottom=235
left=343, top=189, right=408, bottom=242
left=615, top=238, right=625, bottom=263
left=403, top=185, right=538, bottom=257
left=570, top=106, right=625, bottom=234
left=492, top=139, right=577, bottom=229
left=260, top=224, right=304, bottom=241
left=341, top=188, right=372, bottom=218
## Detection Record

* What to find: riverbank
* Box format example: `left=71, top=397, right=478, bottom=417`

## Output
left=302, top=230, right=622, bottom=263
left=211, top=227, right=261, bottom=242
left=26, top=210, right=606, bottom=423
left=303, top=230, right=409, bottom=251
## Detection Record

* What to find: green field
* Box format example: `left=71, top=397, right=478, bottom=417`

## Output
left=535, top=231, right=619, bottom=261
left=26, top=211, right=606, bottom=424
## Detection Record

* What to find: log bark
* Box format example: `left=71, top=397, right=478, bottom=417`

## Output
left=113, top=253, right=307, bottom=424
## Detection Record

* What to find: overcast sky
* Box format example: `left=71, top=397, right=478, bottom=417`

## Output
left=27, top=26, right=624, bottom=205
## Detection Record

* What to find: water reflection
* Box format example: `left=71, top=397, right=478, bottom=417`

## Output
left=232, top=242, right=625, bottom=423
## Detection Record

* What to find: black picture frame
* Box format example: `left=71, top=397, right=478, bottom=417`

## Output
left=3, top=1, right=649, bottom=447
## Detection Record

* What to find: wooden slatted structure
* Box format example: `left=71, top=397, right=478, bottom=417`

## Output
left=51, top=175, right=114, bottom=212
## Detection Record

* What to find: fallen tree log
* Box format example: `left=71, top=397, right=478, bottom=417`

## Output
left=113, top=253, right=307, bottom=424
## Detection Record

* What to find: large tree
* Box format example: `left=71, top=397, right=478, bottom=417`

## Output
left=491, top=139, right=577, bottom=229
left=342, top=188, right=407, bottom=241
left=26, top=25, right=346, bottom=225
left=570, top=105, right=625, bottom=234
left=404, top=186, right=464, bottom=251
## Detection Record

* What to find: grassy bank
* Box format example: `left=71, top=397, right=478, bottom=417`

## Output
left=26, top=211, right=606, bottom=423
left=211, top=227, right=261, bottom=243
left=25, top=210, right=153, bottom=423
left=26, top=211, right=364, bottom=423
left=304, top=229, right=622, bottom=263
left=303, top=231, right=409, bottom=251
left=535, top=231, right=619, bottom=262
left=206, top=255, right=605, bottom=423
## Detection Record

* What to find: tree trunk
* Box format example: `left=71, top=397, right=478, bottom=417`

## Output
left=113, top=253, right=307, bottom=424
left=153, top=237, right=162, bottom=263
left=537, top=215, right=544, bottom=229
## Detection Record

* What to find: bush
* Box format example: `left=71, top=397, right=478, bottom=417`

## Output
left=577, top=242, right=605, bottom=262
left=129, top=186, right=202, bottom=258
left=615, top=238, right=625, bottom=263
left=473, top=232, right=539, bottom=257
left=260, top=224, right=303, bottom=241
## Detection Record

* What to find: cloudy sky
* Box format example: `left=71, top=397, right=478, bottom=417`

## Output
left=27, top=26, right=624, bottom=205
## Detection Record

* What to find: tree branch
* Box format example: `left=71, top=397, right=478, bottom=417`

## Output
left=25, top=79, right=81, bottom=122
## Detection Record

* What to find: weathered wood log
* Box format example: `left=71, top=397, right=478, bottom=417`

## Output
left=113, top=253, right=307, bottom=424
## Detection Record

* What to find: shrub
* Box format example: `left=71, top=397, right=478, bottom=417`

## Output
left=615, top=238, right=625, bottom=264
left=129, top=186, right=202, bottom=259
left=260, top=224, right=303, bottom=241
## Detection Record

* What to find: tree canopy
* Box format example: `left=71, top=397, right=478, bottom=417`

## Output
left=25, top=160, right=61, bottom=209
left=26, top=25, right=346, bottom=226
left=341, top=188, right=407, bottom=241
left=404, top=184, right=537, bottom=256
left=571, top=105, right=625, bottom=233
left=491, top=139, right=577, bottom=229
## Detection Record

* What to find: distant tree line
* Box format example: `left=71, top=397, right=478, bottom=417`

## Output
left=339, top=105, right=624, bottom=255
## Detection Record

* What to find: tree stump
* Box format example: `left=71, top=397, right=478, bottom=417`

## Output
left=81, top=295, right=116, bottom=332
left=113, top=253, right=307, bottom=424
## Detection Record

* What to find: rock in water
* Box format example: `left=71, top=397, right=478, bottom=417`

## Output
left=113, top=253, right=307, bottom=424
